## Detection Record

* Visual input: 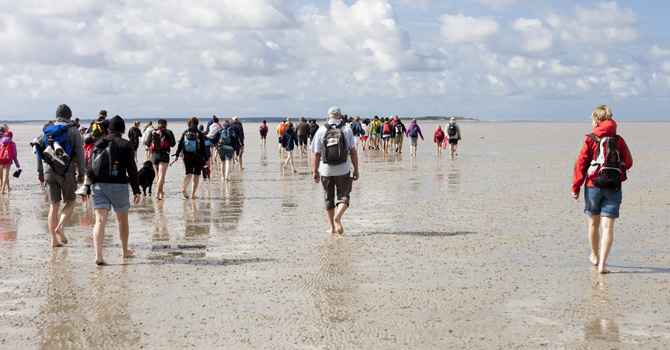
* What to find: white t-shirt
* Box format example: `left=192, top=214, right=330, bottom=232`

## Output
left=311, top=120, right=356, bottom=177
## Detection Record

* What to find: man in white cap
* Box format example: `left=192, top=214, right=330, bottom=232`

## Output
left=445, top=117, right=461, bottom=157
left=311, top=107, right=359, bottom=235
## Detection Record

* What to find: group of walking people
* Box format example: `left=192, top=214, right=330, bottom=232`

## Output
left=29, top=103, right=632, bottom=275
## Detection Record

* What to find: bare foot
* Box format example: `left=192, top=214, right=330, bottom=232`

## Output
left=598, top=265, right=610, bottom=274
left=51, top=242, right=64, bottom=247
left=293, top=169, right=297, bottom=173
left=190, top=194, right=198, bottom=199
left=334, top=218, right=344, bottom=235
left=95, top=257, right=106, bottom=265
left=123, top=247, right=135, bottom=258
left=325, top=227, right=335, bottom=235
left=182, top=190, right=189, bottom=198
left=226, top=177, right=230, bottom=182
left=590, top=253, right=599, bottom=266
left=55, top=227, right=68, bottom=245
left=221, top=177, right=225, bottom=182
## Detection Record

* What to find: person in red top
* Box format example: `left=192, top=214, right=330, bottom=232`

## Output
left=572, top=105, right=633, bottom=274
left=433, top=125, right=445, bottom=155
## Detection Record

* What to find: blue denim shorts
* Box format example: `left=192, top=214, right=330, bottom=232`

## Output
left=584, top=186, right=622, bottom=218
left=92, top=183, right=130, bottom=213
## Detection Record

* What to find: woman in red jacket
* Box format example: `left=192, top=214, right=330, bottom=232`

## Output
left=572, top=105, right=633, bottom=274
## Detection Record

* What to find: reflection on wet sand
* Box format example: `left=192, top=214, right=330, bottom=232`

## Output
left=584, top=277, right=620, bottom=344
left=0, top=197, right=17, bottom=241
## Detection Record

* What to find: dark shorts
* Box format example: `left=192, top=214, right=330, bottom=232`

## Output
left=44, top=171, right=77, bottom=203
left=218, top=146, right=234, bottom=161
left=183, top=153, right=204, bottom=175
left=320, top=173, right=353, bottom=210
left=235, top=146, right=244, bottom=157
left=151, top=151, right=170, bottom=165
left=448, top=139, right=458, bottom=145
left=298, top=136, right=308, bottom=146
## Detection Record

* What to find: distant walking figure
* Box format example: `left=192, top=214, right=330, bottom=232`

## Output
left=572, top=105, right=633, bottom=274
left=311, top=107, right=359, bottom=235
left=446, top=117, right=461, bottom=157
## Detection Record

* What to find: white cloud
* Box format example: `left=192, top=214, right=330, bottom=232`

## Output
left=650, top=45, right=670, bottom=59
left=558, top=1, right=641, bottom=44
left=468, top=0, right=518, bottom=11
left=440, top=14, right=499, bottom=43
left=512, top=18, right=553, bottom=55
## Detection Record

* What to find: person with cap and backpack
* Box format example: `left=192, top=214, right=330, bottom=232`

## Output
left=79, top=115, right=141, bottom=265
left=35, top=104, right=86, bottom=247
left=145, top=119, right=176, bottom=200
left=174, top=117, right=209, bottom=199
left=572, top=105, right=633, bottom=274
left=445, top=117, right=462, bottom=157
left=311, top=106, right=359, bottom=236
left=87, top=110, right=110, bottom=140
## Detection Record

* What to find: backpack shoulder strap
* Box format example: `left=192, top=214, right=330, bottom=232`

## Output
left=587, top=133, right=599, bottom=143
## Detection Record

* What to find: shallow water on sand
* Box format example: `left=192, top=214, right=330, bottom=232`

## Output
left=1, top=121, right=669, bottom=348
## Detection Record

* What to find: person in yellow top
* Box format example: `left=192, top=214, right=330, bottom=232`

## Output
left=368, top=116, right=382, bottom=150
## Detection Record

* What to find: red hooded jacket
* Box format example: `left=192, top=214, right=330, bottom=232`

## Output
left=572, top=119, right=633, bottom=193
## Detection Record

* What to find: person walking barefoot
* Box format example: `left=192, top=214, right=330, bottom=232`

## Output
left=572, top=105, right=633, bottom=274
left=280, top=121, right=298, bottom=174
left=80, top=116, right=141, bottom=265
left=311, top=107, right=359, bottom=236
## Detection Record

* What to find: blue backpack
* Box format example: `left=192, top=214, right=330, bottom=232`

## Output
left=37, top=125, right=73, bottom=170
left=183, top=130, right=200, bottom=153
left=219, top=125, right=231, bottom=146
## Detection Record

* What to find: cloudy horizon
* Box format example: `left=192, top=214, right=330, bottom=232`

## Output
left=1, top=0, right=669, bottom=121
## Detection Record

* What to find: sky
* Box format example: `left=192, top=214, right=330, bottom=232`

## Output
left=1, top=0, right=669, bottom=121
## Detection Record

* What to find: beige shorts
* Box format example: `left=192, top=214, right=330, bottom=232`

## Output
left=44, top=171, right=77, bottom=203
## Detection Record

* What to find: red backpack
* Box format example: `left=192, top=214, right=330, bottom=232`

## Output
left=0, top=142, right=14, bottom=164
left=382, top=123, right=391, bottom=134
left=84, top=143, right=94, bottom=164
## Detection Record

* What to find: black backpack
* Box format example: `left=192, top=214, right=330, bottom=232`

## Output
left=587, top=134, right=624, bottom=189
left=309, top=123, right=319, bottom=137
left=90, top=139, right=119, bottom=178
left=448, top=123, right=457, bottom=136
left=320, top=124, right=348, bottom=165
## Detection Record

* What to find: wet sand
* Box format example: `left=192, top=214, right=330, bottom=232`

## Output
left=1, top=120, right=669, bottom=348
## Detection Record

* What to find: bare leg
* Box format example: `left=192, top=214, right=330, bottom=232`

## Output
left=325, top=208, right=335, bottom=235
left=182, top=174, right=192, bottom=198
left=93, top=208, right=109, bottom=264
left=290, top=152, right=296, bottom=172
left=599, top=217, right=615, bottom=274
left=115, top=210, right=134, bottom=258
left=54, top=200, right=76, bottom=245
left=1, top=168, right=9, bottom=193
left=224, top=160, right=231, bottom=181
left=333, top=203, right=348, bottom=235
left=48, top=203, right=64, bottom=247
left=156, top=162, right=169, bottom=199
left=190, top=175, right=200, bottom=199
left=588, top=215, right=601, bottom=266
